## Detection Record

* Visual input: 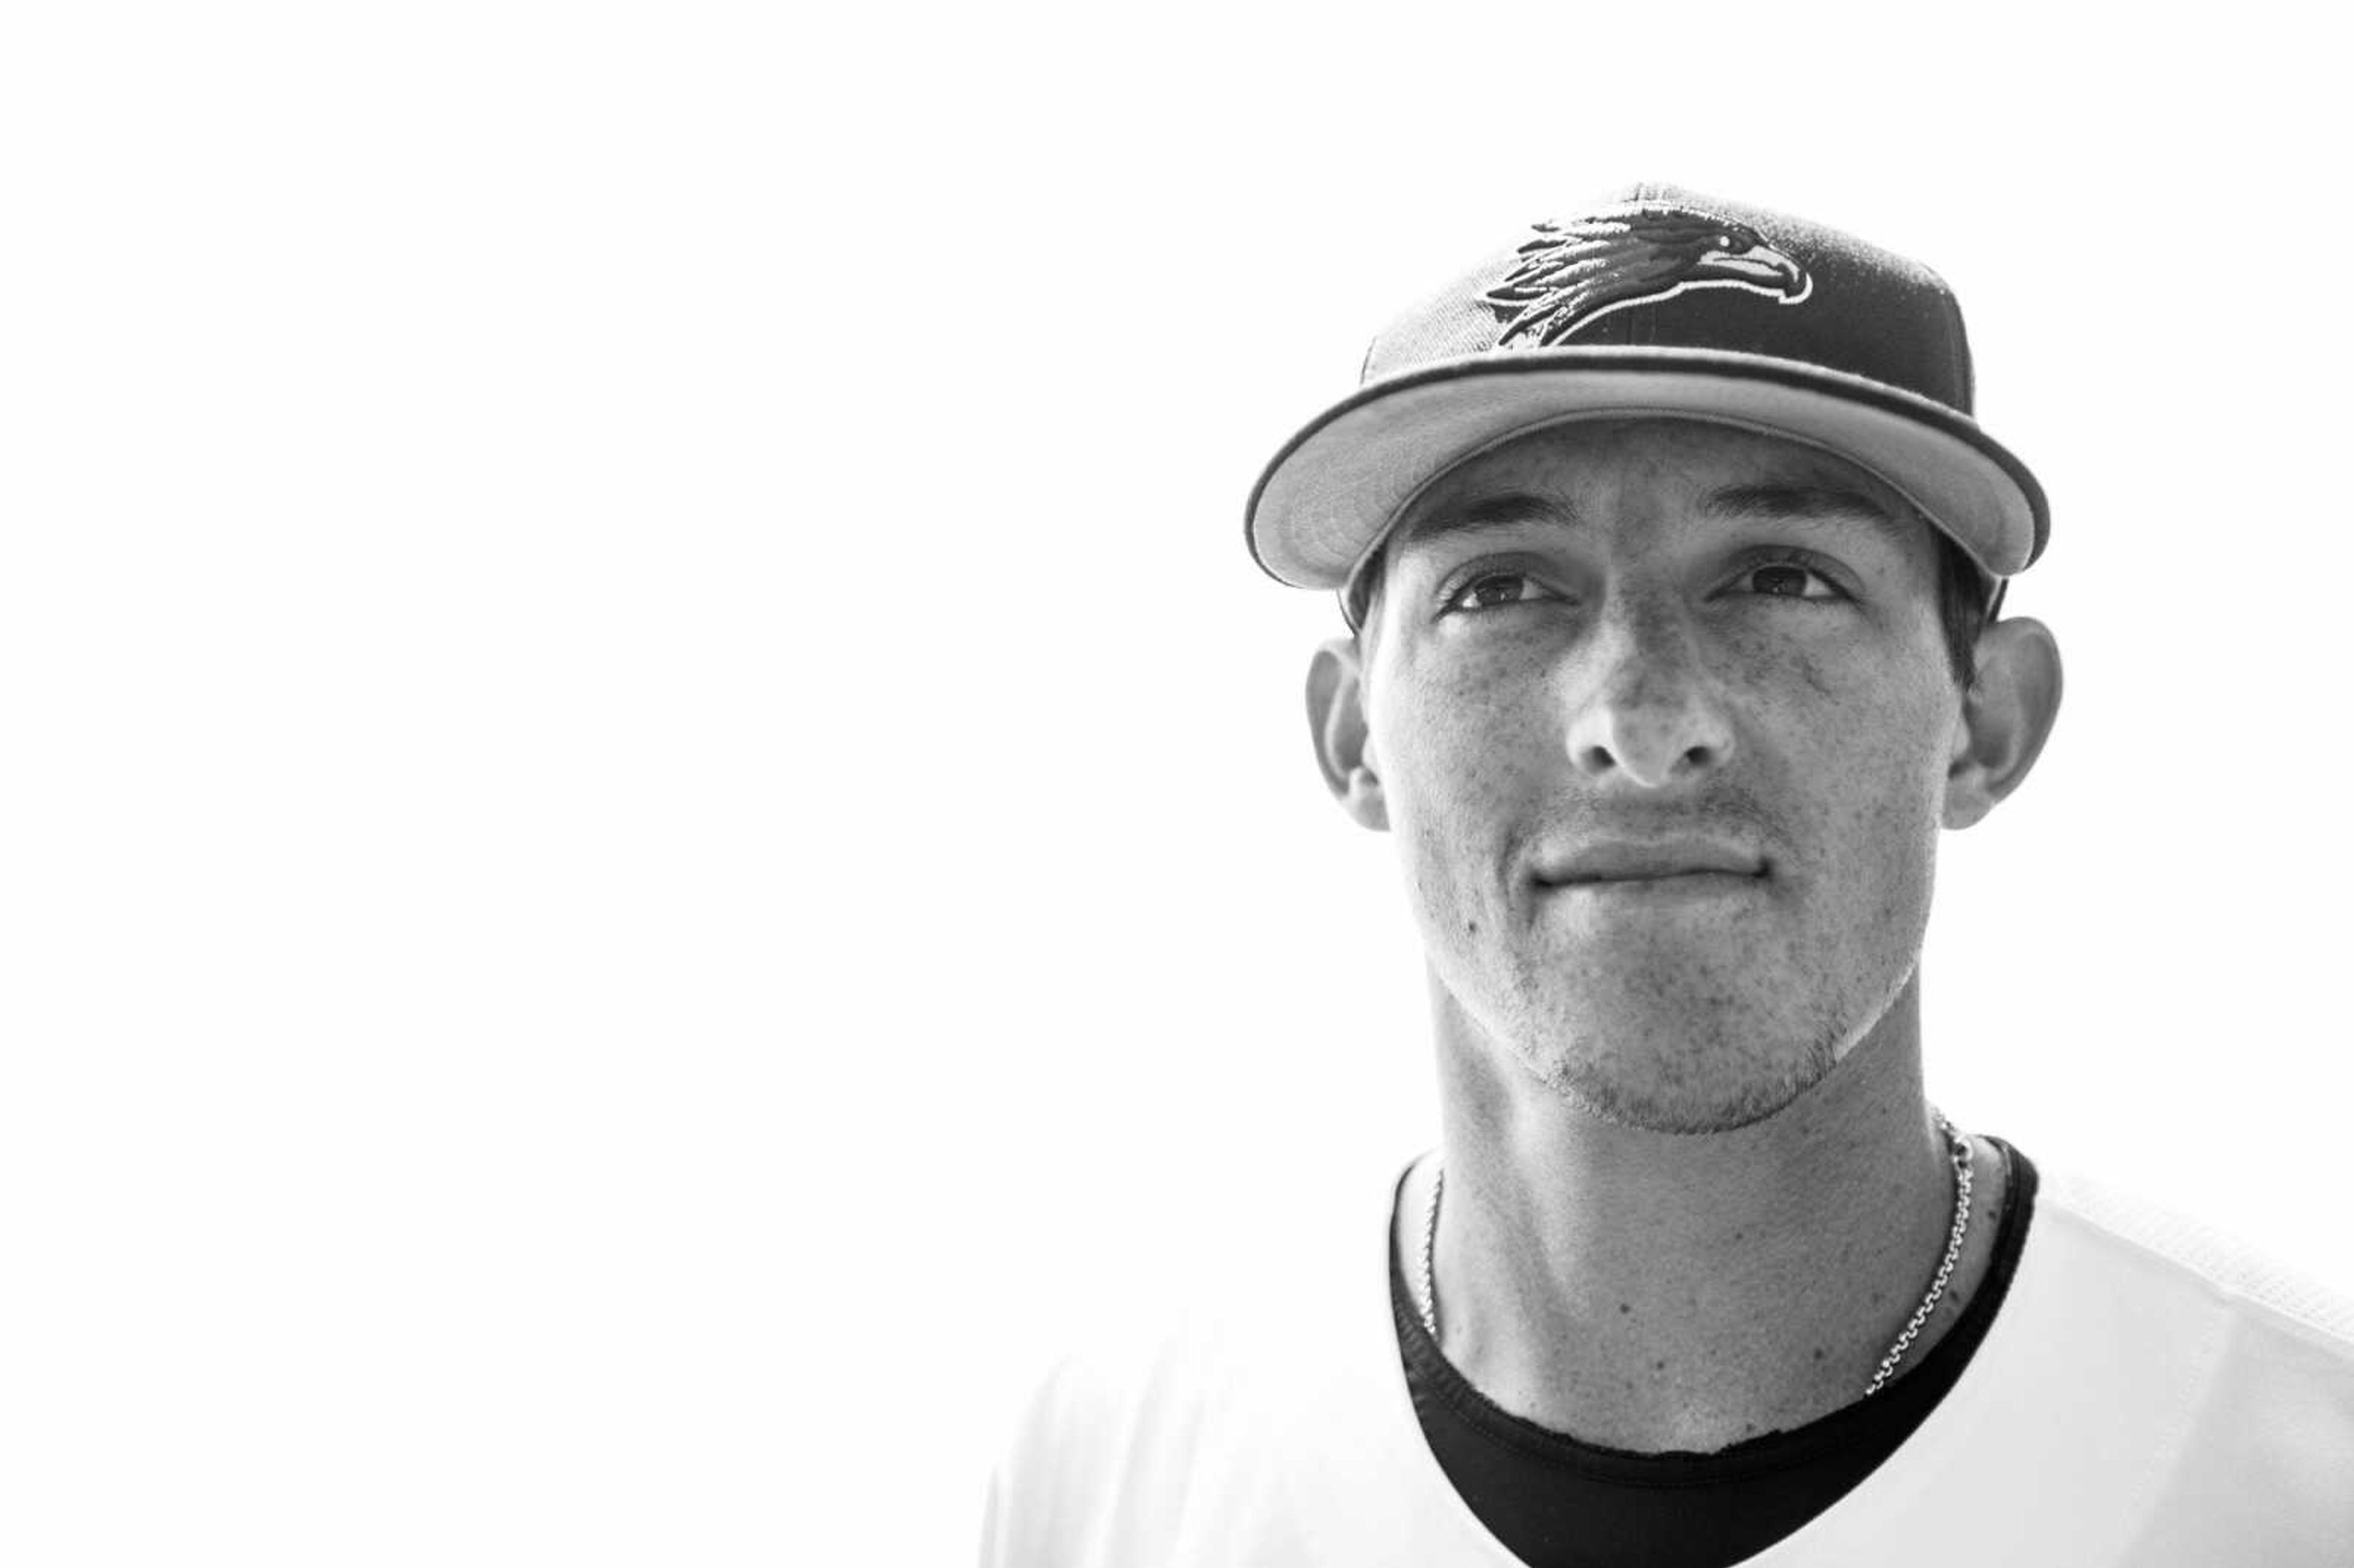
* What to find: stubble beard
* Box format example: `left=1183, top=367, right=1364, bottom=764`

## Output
left=1453, top=927, right=1913, bottom=1135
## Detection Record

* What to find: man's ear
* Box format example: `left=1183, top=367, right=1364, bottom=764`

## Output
left=1306, top=637, right=1388, bottom=831
left=1945, top=616, right=2063, bottom=829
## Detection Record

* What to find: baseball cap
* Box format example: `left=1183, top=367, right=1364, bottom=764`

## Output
left=1244, top=184, right=2048, bottom=617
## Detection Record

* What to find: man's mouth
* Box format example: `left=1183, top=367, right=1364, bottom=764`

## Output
left=1531, top=837, right=1769, bottom=889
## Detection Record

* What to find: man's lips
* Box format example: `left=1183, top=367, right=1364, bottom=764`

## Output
left=1531, top=837, right=1769, bottom=886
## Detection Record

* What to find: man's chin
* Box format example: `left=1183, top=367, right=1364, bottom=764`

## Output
left=1514, top=1033, right=1843, bottom=1135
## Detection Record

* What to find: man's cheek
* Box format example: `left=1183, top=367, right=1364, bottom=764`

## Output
left=1390, top=769, right=1488, bottom=923
left=1396, top=736, right=1499, bottom=855
left=1815, top=742, right=1941, bottom=923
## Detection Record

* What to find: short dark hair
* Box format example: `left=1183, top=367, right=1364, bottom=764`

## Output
left=1346, top=522, right=1998, bottom=690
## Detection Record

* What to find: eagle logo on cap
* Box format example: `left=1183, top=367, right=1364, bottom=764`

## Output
left=1483, top=207, right=1813, bottom=348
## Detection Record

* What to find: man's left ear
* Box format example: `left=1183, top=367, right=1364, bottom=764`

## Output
left=1944, top=616, right=2063, bottom=829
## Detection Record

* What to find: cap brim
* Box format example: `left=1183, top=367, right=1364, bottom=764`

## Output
left=1246, top=348, right=2048, bottom=590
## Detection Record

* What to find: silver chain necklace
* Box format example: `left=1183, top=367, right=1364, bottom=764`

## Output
left=1417, top=1110, right=1975, bottom=1400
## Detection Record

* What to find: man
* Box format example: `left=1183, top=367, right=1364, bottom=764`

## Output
left=984, top=186, right=2354, bottom=1564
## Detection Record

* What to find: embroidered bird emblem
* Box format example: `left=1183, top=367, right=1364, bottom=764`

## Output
left=1483, top=207, right=1813, bottom=348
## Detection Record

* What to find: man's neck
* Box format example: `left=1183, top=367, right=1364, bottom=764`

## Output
left=1411, top=975, right=2010, bottom=1454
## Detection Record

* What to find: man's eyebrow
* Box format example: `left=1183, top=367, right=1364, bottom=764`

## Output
left=1392, top=481, right=1921, bottom=563
left=1395, top=492, right=1580, bottom=552
left=1701, top=482, right=1912, bottom=546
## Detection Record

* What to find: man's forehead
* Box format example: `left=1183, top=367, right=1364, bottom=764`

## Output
left=1389, top=419, right=1923, bottom=558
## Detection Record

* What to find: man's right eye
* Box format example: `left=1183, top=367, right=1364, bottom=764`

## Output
left=1445, top=572, right=1556, bottom=612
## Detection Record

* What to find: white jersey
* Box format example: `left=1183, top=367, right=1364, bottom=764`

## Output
left=983, top=1163, right=2354, bottom=1566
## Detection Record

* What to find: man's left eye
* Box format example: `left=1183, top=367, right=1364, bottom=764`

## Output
left=1743, top=562, right=1841, bottom=600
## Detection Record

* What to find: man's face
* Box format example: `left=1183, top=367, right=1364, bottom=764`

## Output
left=1355, top=418, right=1965, bottom=1133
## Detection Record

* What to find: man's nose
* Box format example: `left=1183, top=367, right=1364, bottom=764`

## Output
left=1561, top=603, right=1735, bottom=788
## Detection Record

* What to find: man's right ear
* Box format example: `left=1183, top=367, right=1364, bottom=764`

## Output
left=1306, top=638, right=1388, bottom=831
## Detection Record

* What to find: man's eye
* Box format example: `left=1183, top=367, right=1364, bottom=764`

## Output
left=1446, top=572, right=1555, bottom=612
left=1743, top=562, right=1842, bottom=600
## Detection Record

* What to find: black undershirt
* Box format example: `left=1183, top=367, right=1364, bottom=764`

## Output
left=1390, top=1138, right=2038, bottom=1567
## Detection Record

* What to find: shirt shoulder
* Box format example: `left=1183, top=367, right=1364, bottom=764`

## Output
left=2040, top=1163, right=2354, bottom=1351
left=978, top=1162, right=1478, bottom=1568
left=2024, top=1165, right=2354, bottom=1563
left=981, top=1290, right=1412, bottom=1567
left=980, top=1311, right=1228, bottom=1567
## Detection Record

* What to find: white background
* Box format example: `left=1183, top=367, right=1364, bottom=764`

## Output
left=6, top=4, right=2348, bottom=1562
